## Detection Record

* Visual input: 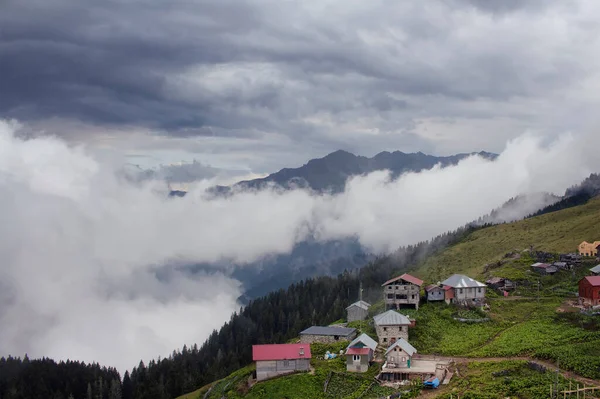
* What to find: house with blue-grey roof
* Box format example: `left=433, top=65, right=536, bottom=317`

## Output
left=299, top=326, right=357, bottom=344
left=346, top=300, right=371, bottom=322
left=373, top=310, right=411, bottom=346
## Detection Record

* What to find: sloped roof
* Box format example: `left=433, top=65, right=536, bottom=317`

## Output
left=590, top=265, right=600, bottom=274
left=346, top=347, right=371, bottom=356
left=581, top=276, right=600, bottom=287
left=373, top=310, right=410, bottom=326
left=531, top=262, right=551, bottom=268
left=347, top=333, right=378, bottom=351
left=425, top=284, right=441, bottom=292
left=385, top=338, right=417, bottom=356
left=346, top=300, right=371, bottom=310
left=486, top=277, right=505, bottom=285
left=440, top=274, right=485, bottom=288
left=252, top=344, right=311, bottom=361
left=382, top=273, right=424, bottom=287
left=300, top=326, right=356, bottom=336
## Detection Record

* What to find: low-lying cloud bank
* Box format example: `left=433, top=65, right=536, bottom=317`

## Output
left=0, top=120, right=598, bottom=372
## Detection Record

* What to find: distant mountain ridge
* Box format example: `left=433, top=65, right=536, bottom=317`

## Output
left=211, top=149, right=497, bottom=194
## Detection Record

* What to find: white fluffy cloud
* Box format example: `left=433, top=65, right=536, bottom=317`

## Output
left=0, top=119, right=599, bottom=373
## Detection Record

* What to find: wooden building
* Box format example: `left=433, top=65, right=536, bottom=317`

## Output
left=346, top=300, right=371, bottom=322
left=425, top=284, right=446, bottom=302
left=379, top=339, right=448, bottom=384
left=590, top=265, right=600, bottom=276
left=531, top=262, right=558, bottom=275
left=578, top=241, right=600, bottom=257
left=252, top=344, right=311, bottom=381
left=440, top=274, right=486, bottom=306
left=578, top=276, right=600, bottom=306
left=486, top=277, right=514, bottom=291
left=345, top=334, right=377, bottom=373
left=382, top=273, right=424, bottom=310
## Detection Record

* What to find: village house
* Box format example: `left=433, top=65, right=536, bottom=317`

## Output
left=299, top=326, right=356, bottom=344
left=531, top=262, right=558, bottom=275
left=345, top=333, right=378, bottom=373
left=252, top=344, right=311, bottom=381
left=440, top=274, right=486, bottom=306
left=373, top=310, right=411, bottom=346
left=561, top=253, right=582, bottom=264
left=578, top=241, right=600, bottom=257
left=486, top=277, right=514, bottom=291
left=425, top=284, right=447, bottom=302
left=379, top=339, right=449, bottom=384
left=346, top=300, right=371, bottom=322
left=578, top=276, right=600, bottom=307
left=590, top=265, right=600, bottom=276
left=382, top=273, right=424, bottom=310
left=553, top=261, right=571, bottom=271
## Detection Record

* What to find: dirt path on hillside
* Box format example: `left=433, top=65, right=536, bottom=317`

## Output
left=413, top=356, right=600, bottom=398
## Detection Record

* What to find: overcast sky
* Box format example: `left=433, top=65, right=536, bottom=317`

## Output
left=3, top=0, right=600, bottom=174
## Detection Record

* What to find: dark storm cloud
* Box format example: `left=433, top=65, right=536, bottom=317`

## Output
left=1, top=0, right=598, bottom=158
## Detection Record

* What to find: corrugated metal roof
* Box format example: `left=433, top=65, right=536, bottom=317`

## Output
left=346, top=347, right=371, bottom=356
left=382, top=273, right=424, bottom=287
left=590, top=264, right=600, bottom=274
left=373, top=310, right=410, bottom=326
left=346, top=300, right=371, bottom=310
left=300, top=326, right=356, bottom=336
left=441, top=274, right=485, bottom=288
left=385, top=338, right=417, bottom=356
left=582, top=276, right=600, bottom=286
left=531, top=262, right=551, bottom=268
left=252, top=344, right=312, bottom=361
left=347, top=333, right=378, bottom=351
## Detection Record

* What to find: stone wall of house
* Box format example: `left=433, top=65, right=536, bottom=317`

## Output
left=300, top=333, right=354, bottom=344
left=255, top=359, right=310, bottom=381
left=383, top=283, right=421, bottom=309
left=347, top=306, right=368, bottom=322
left=374, top=324, right=409, bottom=346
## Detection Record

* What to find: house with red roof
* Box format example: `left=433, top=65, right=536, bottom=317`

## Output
left=382, top=273, right=423, bottom=310
left=579, top=276, right=600, bottom=307
left=252, top=344, right=311, bottom=381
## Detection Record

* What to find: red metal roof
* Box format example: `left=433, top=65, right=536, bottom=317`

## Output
left=582, top=276, right=600, bottom=287
left=382, top=273, right=424, bottom=287
left=346, top=347, right=371, bottom=355
left=252, top=344, right=311, bottom=361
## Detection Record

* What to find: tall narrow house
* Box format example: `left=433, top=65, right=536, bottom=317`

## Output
left=382, top=273, right=423, bottom=310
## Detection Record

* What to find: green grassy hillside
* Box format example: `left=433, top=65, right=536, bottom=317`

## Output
left=415, top=196, right=600, bottom=282
left=176, top=198, right=600, bottom=399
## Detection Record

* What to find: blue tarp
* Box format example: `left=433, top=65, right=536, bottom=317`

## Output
left=423, top=377, right=440, bottom=388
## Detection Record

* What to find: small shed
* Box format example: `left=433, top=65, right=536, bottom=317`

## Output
left=531, top=263, right=558, bottom=275
left=579, top=276, right=600, bottom=306
left=346, top=300, right=371, bottom=322
left=590, top=265, right=600, bottom=276
left=299, top=326, right=356, bottom=344
left=252, top=344, right=311, bottom=381
left=425, top=284, right=445, bottom=302
left=486, top=277, right=515, bottom=291
left=346, top=333, right=378, bottom=373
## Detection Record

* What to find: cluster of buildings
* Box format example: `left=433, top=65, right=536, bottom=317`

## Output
left=249, top=259, right=600, bottom=384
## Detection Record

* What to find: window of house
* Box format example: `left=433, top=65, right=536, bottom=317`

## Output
left=387, top=294, right=393, bottom=299
left=411, top=295, right=415, bottom=299
left=334, top=335, right=339, bottom=341
left=283, top=360, right=290, bottom=367
left=388, top=286, right=392, bottom=289
left=459, top=288, right=463, bottom=294
left=383, top=338, right=387, bottom=342
left=402, top=357, right=406, bottom=362
left=353, top=355, right=360, bottom=361
left=383, top=327, right=387, bottom=332
left=478, top=288, right=482, bottom=293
